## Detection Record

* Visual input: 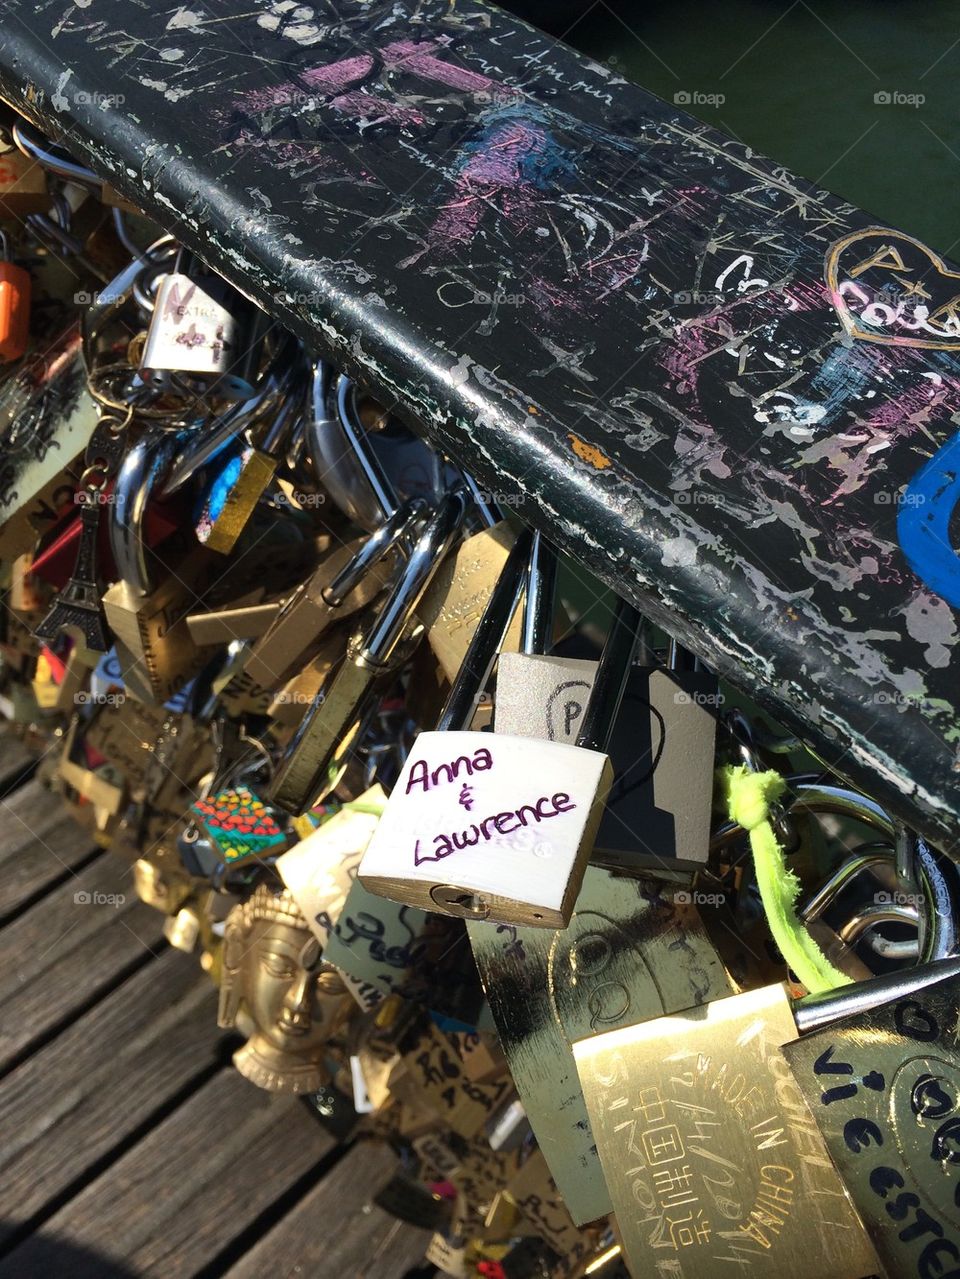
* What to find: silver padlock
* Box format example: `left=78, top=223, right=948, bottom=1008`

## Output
left=359, top=532, right=643, bottom=928
left=305, top=362, right=399, bottom=533
left=495, top=545, right=717, bottom=883
left=139, top=250, right=266, bottom=399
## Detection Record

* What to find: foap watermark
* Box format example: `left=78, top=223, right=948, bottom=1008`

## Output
left=473, top=290, right=527, bottom=307
left=674, top=689, right=725, bottom=708
left=874, top=90, right=925, bottom=108
left=875, top=890, right=925, bottom=908
left=675, top=490, right=721, bottom=507
left=874, top=489, right=926, bottom=506
left=290, top=490, right=328, bottom=508
left=674, top=90, right=725, bottom=108
left=474, top=490, right=528, bottom=506
left=74, top=90, right=125, bottom=107
left=674, top=289, right=723, bottom=306
left=74, top=890, right=126, bottom=907
left=674, top=889, right=727, bottom=907
left=278, top=289, right=324, bottom=306
left=74, top=690, right=125, bottom=707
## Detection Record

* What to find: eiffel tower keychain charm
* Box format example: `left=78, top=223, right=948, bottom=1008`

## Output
left=35, top=409, right=130, bottom=661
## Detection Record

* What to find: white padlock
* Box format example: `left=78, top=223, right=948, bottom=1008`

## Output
left=358, top=728, right=612, bottom=927
left=359, top=532, right=641, bottom=927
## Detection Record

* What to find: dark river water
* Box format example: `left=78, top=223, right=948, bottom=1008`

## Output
left=510, top=0, right=960, bottom=256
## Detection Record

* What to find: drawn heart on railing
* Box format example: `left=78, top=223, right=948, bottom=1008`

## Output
left=825, top=228, right=960, bottom=350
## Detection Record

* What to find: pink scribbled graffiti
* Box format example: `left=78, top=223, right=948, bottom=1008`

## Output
left=380, top=38, right=503, bottom=96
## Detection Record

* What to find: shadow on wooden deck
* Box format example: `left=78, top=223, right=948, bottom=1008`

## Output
left=0, top=735, right=434, bottom=1278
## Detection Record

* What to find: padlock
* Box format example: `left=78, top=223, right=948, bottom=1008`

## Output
left=139, top=251, right=266, bottom=399
left=0, top=230, right=30, bottom=363
left=783, top=844, right=960, bottom=1279
left=102, top=426, right=220, bottom=703
left=195, top=362, right=307, bottom=555
left=505, top=1149, right=599, bottom=1273
left=573, top=954, right=960, bottom=1278
left=185, top=597, right=282, bottom=647
left=270, top=488, right=468, bottom=814
left=244, top=497, right=426, bottom=690
left=305, top=362, right=400, bottom=533
left=415, top=518, right=524, bottom=684
left=494, top=543, right=718, bottom=883
left=468, top=867, right=735, bottom=1224
left=276, top=784, right=386, bottom=941
left=0, top=323, right=98, bottom=563
left=394, top=1015, right=511, bottom=1140
left=359, top=538, right=641, bottom=928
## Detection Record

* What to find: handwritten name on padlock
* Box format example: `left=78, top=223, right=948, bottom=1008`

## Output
left=358, top=730, right=612, bottom=927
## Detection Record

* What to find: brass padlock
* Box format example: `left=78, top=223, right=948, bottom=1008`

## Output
left=244, top=497, right=426, bottom=690
left=270, top=489, right=467, bottom=814
left=195, top=366, right=306, bottom=555
left=572, top=960, right=960, bottom=1277
left=416, top=518, right=524, bottom=683
left=468, top=867, right=735, bottom=1224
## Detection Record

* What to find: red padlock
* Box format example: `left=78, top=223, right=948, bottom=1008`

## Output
left=0, top=231, right=30, bottom=362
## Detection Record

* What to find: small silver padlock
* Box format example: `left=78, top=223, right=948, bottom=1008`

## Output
left=139, top=250, right=265, bottom=399
left=359, top=531, right=642, bottom=928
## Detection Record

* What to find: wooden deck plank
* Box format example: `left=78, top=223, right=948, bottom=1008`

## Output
left=0, top=734, right=35, bottom=791
left=0, top=947, right=220, bottom=1246
left=0, top=780, right=99, bottom=919
left=225, top=1141, right=432, bottom=1279
left=0, top=862, right=164, bottom=1072
left=0, top=854, right=156, bottom=1002
left=0, top=1071, right=336, bottom=1278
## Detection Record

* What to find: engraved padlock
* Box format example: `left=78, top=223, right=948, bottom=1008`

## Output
left=270, top=488, right=468, bottom=814
left=415, top=514, right=525, bottom=685
left=784, top=842, right=960, bottom=1279
left=139, top=250, right=265, bottom=399
left=573, top=953, right=960, bottom=1278
left=0, top=323, right=98, bottom=563
left=359, top=535, right=642, bottom=928
left=468, top=866, right=735, bottom=1224
left=244, top=496, right=426, bottom=690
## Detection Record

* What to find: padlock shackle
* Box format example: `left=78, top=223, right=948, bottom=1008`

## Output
left=160, top=339, right=298, bottom=497
left=360, top=489, right=468, bottom=668
left=437, top=525, right=533, bottom=733
left=11, top=118, right=102, bottom=188
left=110, top=426, right=193, bottom=595
left=575, top=597, right=643, bottom=753
left=521, top=529, right=557, bottom=657
left=322, top=497, right=428, bottom=608
left=793, top=954, right=960, bottom=1035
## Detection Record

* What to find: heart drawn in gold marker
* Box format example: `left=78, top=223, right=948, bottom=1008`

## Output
left=825, top=228, right=960, bottom=351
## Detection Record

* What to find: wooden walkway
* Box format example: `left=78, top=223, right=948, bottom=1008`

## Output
left=0, top=735, right=432, bottom=1278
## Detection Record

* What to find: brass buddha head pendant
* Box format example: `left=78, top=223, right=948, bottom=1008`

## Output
left=218, top=882, right=348, bottom=1093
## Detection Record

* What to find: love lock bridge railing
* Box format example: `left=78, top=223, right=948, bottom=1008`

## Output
left=1, top=6, right=959, bottom=1277
left=2, top=0, right=956, bottom=852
